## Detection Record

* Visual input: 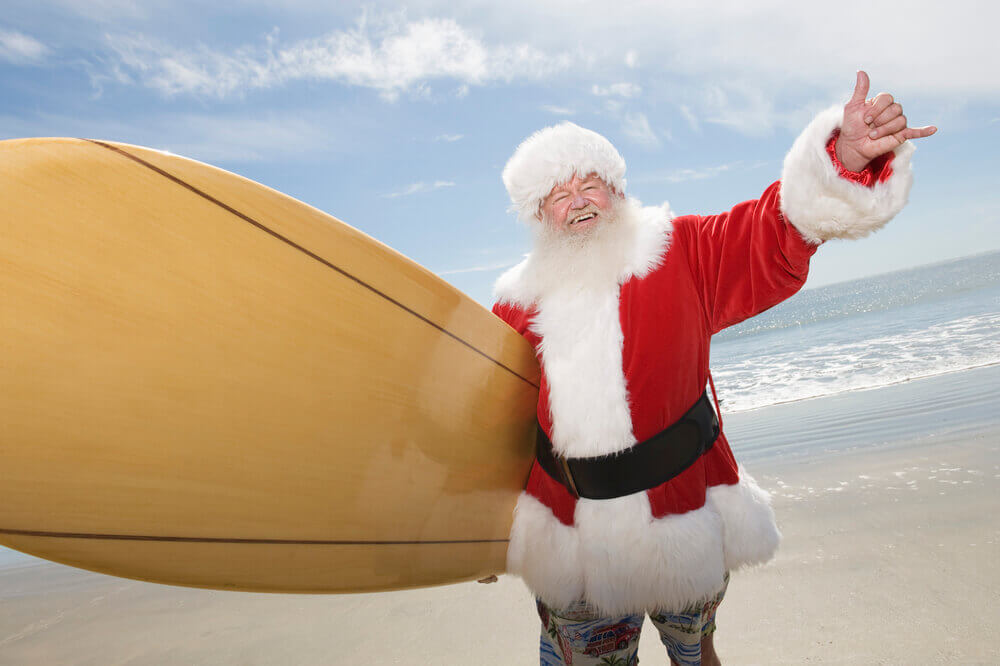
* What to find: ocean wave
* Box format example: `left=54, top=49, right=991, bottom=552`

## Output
left=713, top=312, right=1000, bottom=413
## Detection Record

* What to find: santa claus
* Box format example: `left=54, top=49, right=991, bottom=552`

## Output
left=490, top=72, right=936, bottom=665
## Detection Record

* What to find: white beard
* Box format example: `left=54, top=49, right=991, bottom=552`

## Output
left=529, top=197, right=640, bottom=457
left=493, top=197, right=673, bottom=310
left=528, top=196, right=640, bottom=298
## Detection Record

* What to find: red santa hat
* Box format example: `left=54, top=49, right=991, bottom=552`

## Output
left=502, top=122, right=627, bottom=222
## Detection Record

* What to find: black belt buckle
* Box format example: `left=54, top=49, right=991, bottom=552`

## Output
left=557, top=455, right=580, bottom=498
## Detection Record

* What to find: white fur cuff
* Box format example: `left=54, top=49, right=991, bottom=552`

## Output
left=779, top=105, right=915, bottom=244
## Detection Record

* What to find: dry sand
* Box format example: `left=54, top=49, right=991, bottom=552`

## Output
left=3, top=367, right=999, bottom=664
left=715, top=429, right=1000, bottom=665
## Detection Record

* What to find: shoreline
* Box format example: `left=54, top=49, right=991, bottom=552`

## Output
left=722, top=362, right=1000, bottom=463
left=723, top=359, right=1000, bottom=416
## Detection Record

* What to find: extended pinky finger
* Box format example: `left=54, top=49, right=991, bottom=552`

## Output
left=902, top=125, right=938, bottom=140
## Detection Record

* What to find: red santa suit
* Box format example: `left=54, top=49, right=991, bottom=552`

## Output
left=492, top=106, right=914, bottom=615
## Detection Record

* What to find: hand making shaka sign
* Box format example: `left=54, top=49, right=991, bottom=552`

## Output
left=835, top=70, right=937, bottom=173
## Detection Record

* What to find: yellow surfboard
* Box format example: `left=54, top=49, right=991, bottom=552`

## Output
left=0, top=138, right=539, bottom=593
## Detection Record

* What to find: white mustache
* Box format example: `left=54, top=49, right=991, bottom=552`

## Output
left=567, top=205, right=600, bottom=225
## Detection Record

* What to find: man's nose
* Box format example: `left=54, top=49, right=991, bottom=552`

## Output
left=569, top=192, right=587, bottom=208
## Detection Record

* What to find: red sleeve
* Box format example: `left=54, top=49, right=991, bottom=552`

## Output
left=677, top=131, right=895, bottom=335
left=492, top=301, right=515, bottom=325
left=675, top=180, right=819, bottom=335
left=492, top=300, right=532, bottom=337
left=825, top=129, right=895, bottom=186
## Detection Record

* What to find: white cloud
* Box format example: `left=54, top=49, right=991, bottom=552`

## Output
left=105, top=15, right=573, bottom=100
left=382, top=180, right=455, bottom=198
left=660, top=164, right=734, bottom=183
left=591, top=82, right=641, bottom=98
left=679, top=105, right=700, bottom=132
left=700, top=81, right=776, bottom=136
left=390, top=1, right=1000, bottom=135
left=0, top=110, right=333, bottom=164
left=434, top=133, right=464, bottom=142
left=450, top=1, right=1000, bottom=98
left=0, top=29, right=50, bottom=63
left=697, top=79, right=827, bottom=136
left=44, top=0, right=150, bottom=21
left=157, top=114, right=333, bottom=162
left=437, top=259, right=518, bottom=276
left=603, top=99, right=624, bottom=114
left=641, top=160, right=767, bottom=184
left=541, top=105, right=575, bottom=115
left=19, top=3, right=999, bottom=139
left=621, top=112, right=659, bottom=147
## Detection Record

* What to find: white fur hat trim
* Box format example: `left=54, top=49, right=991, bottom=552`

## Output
left=502, top=122, right=626, bottom=222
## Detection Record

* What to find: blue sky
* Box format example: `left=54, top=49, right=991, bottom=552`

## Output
left=2, top=1, right=999, bottom=306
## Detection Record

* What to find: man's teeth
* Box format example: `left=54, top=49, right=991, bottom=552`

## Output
left=570, top=213, right=597, bottom=225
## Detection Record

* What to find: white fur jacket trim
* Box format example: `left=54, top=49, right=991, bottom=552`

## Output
left=492, top=200, right=673, bottom=459
left=507, top=468, right=780, bottom=615
left=779, top=105, right=915, bottom=244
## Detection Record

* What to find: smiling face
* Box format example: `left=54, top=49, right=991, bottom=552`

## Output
left=537, top=172, right=617, bottom=233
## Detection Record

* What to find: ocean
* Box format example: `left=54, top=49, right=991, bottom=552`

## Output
left=711, top=250, right=1000, bottom=413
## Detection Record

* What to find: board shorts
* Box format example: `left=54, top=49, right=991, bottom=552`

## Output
left=536, top=572, right=729, bottom=666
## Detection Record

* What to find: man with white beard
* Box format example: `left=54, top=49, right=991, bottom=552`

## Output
left=490, top=72, right=936, bottom=665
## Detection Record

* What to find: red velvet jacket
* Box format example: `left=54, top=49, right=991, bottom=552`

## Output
left=492, top=109, right=906, bottom=614
left=494, top=137, right=894, bottom=525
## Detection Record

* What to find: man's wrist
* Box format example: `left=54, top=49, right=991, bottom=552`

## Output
left=834, top=139, right=869, bottom=173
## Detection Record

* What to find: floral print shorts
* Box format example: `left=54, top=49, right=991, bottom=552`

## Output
left=536, top=572, right=729, bottom=666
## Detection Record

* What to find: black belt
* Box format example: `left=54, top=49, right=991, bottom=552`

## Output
left=535, top=391, right=720, bottom=500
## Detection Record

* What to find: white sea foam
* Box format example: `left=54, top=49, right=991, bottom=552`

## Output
left=710, top=252, right=1000, bottom=413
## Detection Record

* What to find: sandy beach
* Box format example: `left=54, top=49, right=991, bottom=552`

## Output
left=2, top=366, right=999, bottom=665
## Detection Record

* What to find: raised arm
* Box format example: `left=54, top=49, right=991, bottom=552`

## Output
left=681, top=71, right=936, bottom=333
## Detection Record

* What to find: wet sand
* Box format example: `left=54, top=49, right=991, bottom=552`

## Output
left=2, top=369, right=999, bottom=664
